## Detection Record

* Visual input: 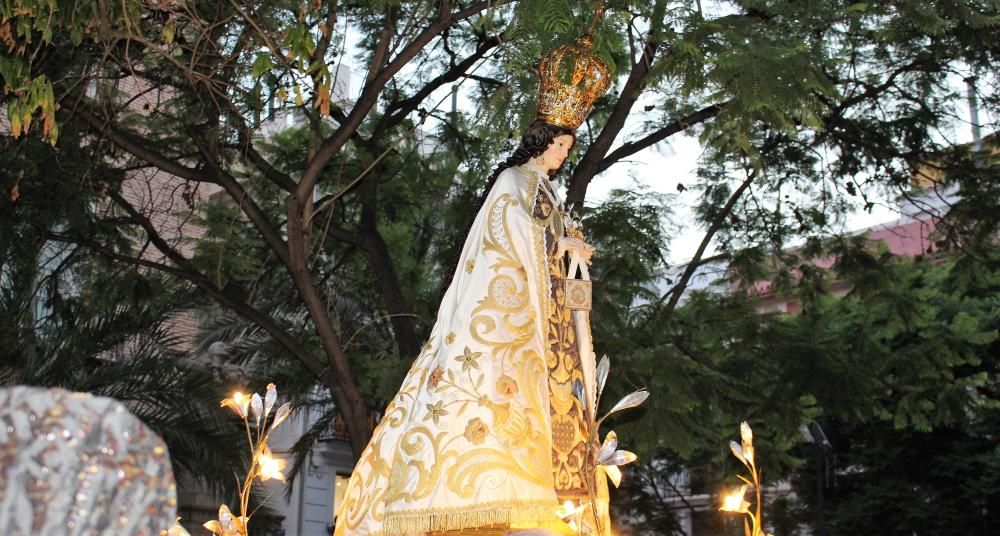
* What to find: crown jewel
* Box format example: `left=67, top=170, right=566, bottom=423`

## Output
left=535, top=7, right=612, bottom=130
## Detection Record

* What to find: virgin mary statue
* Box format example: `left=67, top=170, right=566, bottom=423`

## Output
left=335, top=24, right=613, bottom=536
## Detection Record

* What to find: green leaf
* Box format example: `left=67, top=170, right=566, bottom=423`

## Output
left=252, top=53, right=274, bottom=78
left=163, top=19, right=176, bottom=44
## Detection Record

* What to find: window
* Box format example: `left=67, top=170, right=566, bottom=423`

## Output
left=332, top=473, right=350, bottom=522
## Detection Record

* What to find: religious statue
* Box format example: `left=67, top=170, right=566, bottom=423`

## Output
left=334, top=12, right=616, bottom=536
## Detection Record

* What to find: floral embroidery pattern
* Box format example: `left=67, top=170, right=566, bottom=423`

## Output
left=424, top=401, right=448, bottom=424
left=455, top=346, right=483, bottom=372
left=463, top=418, right=489, bottom=445
left=427, top=367, right=445, bottom=391
left=495, top=375, right=519, bottom=398
left=335, top=171, right=570, bottom=535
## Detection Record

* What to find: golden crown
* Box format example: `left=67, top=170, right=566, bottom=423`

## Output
left=535, top=8, right=613, bottom=130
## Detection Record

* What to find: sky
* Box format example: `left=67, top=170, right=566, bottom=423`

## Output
left=327, top=16, right=992, bottom=267
left=577, top=70, right=991, bottom=265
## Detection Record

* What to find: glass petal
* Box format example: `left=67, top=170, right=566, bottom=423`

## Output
left=236, top=393, right=250, bottom=417
left=741, top=421, right=753, bottom=445
left=250, top=393, right=263, bottom=426
left=596, top=355, right=610, bottom=398
left=603, top=389, right=649, bottom=420
left=269, top=402, right=292, bottom=433
left=604, top=450, right=637, bottom=467
left=219, top=504, right=235, bottom=530
left=264, top=383, right=277, bottom=418
left=597, top=431, right=618, bottom=463
left=730, top=440, right=746, bottom=463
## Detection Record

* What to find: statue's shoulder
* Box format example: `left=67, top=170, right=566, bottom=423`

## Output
left=496, top=165, right=531, bottom=187
left=493, top=165, right=537, bottom=204
left=492, top=166, right=538, bottom=218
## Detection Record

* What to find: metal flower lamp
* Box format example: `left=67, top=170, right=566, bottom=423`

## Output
left=203, top=383, right=293, bottom=536
left=557, top=355, right=648, bottom=535
left=719, top=422, right=773, bottom=536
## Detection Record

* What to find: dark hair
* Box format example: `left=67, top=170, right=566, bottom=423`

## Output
left=481, top=120, right=576, bottom=195
left=442, top=121, right=575, bottom=292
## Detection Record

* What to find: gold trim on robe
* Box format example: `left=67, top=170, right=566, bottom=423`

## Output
left=334, top=164, right=590, bottom=535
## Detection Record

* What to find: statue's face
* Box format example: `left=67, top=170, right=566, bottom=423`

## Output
left=539, top=134, right=575, bottom=172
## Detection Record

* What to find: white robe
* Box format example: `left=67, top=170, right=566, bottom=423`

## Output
left=335, top=162, right=590, bottom=535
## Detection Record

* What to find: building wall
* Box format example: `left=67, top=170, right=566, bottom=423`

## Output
left=264, top=410, right=356, bottom=535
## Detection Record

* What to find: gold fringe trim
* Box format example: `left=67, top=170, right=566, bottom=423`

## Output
left=379, top=500, right=567, bottom=535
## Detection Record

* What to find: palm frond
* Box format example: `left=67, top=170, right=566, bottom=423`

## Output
left=284, top=403, right=339, bottom=501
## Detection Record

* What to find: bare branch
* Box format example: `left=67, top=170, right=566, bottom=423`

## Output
left=660, top=170, right=757, bottom=324
left=312, top=0, right=339, bottom=67
left=366, top=18, right=395, bottom=86
left=41, top=228, right=335, bottom=388
left=285, top=194, right=372, bottom=454
left=231, top=128, right=297, bottom=192
left=297, top=0, right=509, bottom=199
left=377, top=33, right=502, bottom=136
left=189, top=132, right=292, bottom=267
left=71, top=102, right=209, bottom=184
left=567, top=0, right=667, bottom=207
left=596, top=103, right=725, bottom=174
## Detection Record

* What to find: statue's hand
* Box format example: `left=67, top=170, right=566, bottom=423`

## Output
left=557, top=236, right=595, bottom=263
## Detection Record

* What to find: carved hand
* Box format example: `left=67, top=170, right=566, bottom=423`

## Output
left=557, top=236, right=596, bottom=263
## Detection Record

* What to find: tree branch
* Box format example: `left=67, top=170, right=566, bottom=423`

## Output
left=365, top=14, right=395, bottom=86
left=285, top=194, right=371, bottom=454
left=376, top=33, right=502, bottom=137
left=230, top=114, right=297, bottom=192
left=189, top=131, right=292, bottom=267
left=567, top=0, right=666, bottom=207
left=297, top=0, right=508, bottom=199
left=660, top=170, right=757, bottom=324
left=312, top=0, right=339, bottom=68
left=829, top=56, right=936, bottom=114
left=596, top=103, right=726, bottom=174
left=71, top=102, right=209, bottom=184
left=42, top=229, right=337, bottom=390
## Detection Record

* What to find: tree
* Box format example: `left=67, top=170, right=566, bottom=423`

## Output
left=0, top=191, right=251, bottom=517
left=2, top=0, right=997, bottom=463
left=782, top=247, right=1000, bottom=536
left=601, top=233, right=999, bottom=534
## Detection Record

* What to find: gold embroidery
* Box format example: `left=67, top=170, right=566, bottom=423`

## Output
left=482, top=194, right=522, bottom=272
left=385, top=426, right=451, bottom=504
left=424, top=400, right=449, bottom=424
left=455, top=346, right=484, bottom=372
left=532, top=177, right=564, bottom=238
left=487, top=274, right=529, bottom=312
left=380, top=499, right=567, bottom=536
left=537, top=192, right=554, bottom=218
left=546, top=262, right=589, bottom=495
left=471, top=194, right=535, bottom=364
left=337, top=173, right=578, bottom=535
left=463, top=418, right=489, bottom=444
left=427, top=367, right=445, bottom=391
left=495, top=375, right=518, bottom=397
left=526, top=171, right=590, bottom=499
